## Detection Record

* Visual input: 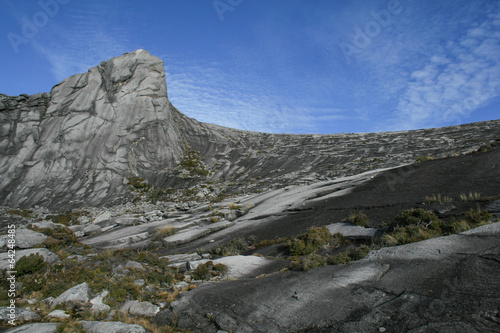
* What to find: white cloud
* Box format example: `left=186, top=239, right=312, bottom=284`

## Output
left=394, top=7, right=500, bottom=129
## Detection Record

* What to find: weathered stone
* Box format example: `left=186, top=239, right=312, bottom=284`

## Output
left=90, top=290, right=111, bottom=313
left=47, top=309, right=70, bottom=319
left=2, top=323, right=59, bottom=333
left=128, top=301, right=160, bottom=317
left=80, top=321, right=146, bottom=333
left=51, top=282, right=89, bottom=308
left=83, top=224, right=102, bottom=236
left=125, top=260, right=146, bottom=271
left=14, top=228, right=47, bottom=248
left=0, top=307, right=40, bottom=322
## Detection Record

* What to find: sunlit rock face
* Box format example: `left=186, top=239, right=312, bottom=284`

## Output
left=0, top=50, right=185, bottom=208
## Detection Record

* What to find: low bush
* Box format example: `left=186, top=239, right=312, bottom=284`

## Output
left=345, top=211, right=369, bottom=227
left=191, top=261, right=227, bottom=280
left=15, top=253, right=46, bottom=276
left=393, top=208, right=440, bottom=229
left=38, top=226, right=81, bottom=251
left=212, top=238, right=248, bottom=256
left=287, top=226, right=333, bottom=256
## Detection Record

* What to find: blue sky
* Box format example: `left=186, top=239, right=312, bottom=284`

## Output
left=1, top=0, right=499, bottom=134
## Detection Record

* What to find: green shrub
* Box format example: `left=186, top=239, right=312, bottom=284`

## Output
left=6, top=209, right=33, bottom=218
left=393, top=208, right=439, bottom=229
left=463, top=208, right=492, bottom=225
left=191, top=261, right=227, bottom=280
left=46, top=210, right=89, bottom=226
left=293, top=254, right=327, bottom=271
left=15, top=254, right=46, bottom=276
left=39, top=226, right=80, bottom=251
left=212, top=238, right=248, bottom=256
left=345, top=211, right=369, bottom=227
left=381, top=224, right=441, bottom=246
left=287, top=226, right=333, bottom=256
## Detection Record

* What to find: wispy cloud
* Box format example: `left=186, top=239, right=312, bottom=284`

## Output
left=163, top=57, right=359, bottom=134
left=393, top=4, right=500, bottom=129
left=34, top=2, right=129, bottom=82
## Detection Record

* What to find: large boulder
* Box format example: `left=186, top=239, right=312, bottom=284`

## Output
left=14, top=228, right=47, bottom=249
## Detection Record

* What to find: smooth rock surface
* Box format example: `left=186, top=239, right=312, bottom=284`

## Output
left=2, top=323, right=59, bottom=333
left=326, top=222, right=378, bottom=239
left=80, top=321, right=146, bottom=333
left=128, top=301, right=160, bottom=317
left=47, top=310, right=70, bottom=319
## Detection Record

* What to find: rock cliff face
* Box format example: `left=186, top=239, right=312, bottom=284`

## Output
left=0, top=49, right=499, bottom=209
left=1, top=50, right=187, bottom=208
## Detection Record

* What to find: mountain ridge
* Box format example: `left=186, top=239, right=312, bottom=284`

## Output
left=1, top=50, right=499, bottom=209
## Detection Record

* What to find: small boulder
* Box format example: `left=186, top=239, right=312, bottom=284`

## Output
left=125, top=260, right=146, bottom=271
left=93, top=212, right=112, bottom=224
left=83, top=224, right=102, bottom=236
left=128, top=301, right=160, bottom=317
left=47, top=310, right=70, bottom=319
left=15, top=228, right=47, bottom=249
left=51, top=282, right=89, bottom=308
left=90, top=290, right=111, bottom=314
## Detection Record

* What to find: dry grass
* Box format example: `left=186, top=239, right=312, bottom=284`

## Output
left=157, top=226, right=177, bottom=237
left=425, top=194, right=453, bottom=203
left=460, top=192, right=481, bottom=201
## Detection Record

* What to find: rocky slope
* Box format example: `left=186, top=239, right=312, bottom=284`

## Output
left=1, top=49, right=499, bottom=209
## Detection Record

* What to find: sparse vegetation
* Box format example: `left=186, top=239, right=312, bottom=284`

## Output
left=415, top=155, right=434, bottom=163
left=46, top=210, right=90, bottom=226
left=287, top=226, right=334, bottom=256
left=460, top=192, right=481, bottom=201
left=6, top=209, right=33, bottom=218
left=156, top=226, right=177, bottom=238
left=212, top=238, right=249, bottom=256
left=191, top=261, right=227, bottom=280
left=425, top=194, right=453, bottom=203
left=179, top=147, right=210, bottom=177
left=15, top=253, right=46, bottom=276
left=345, top=211, right=369, bottom=227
